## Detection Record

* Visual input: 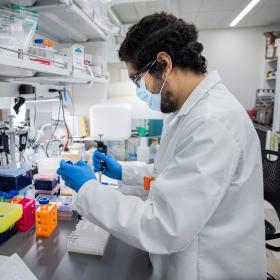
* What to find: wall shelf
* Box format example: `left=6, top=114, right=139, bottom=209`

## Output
left=266, top=76, right=276, bottom=80
left=0, top=53, right=108, bottom=86
left=10, top=74, right=108, bottom=86
left=272, top=39, right=280, bottom=132
left=266, top=57, right=278, bottom=63
left=5, top=68, right=108, bottom=85
left=34, top=1, right=107, bottom=43
left=0, top=54, right=71, bottom=77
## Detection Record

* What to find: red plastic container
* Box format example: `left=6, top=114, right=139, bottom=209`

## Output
left=16, top=198, right=36, bottom=232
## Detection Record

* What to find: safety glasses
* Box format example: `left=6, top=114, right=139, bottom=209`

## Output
left=129, top=59, right=157, bottom=88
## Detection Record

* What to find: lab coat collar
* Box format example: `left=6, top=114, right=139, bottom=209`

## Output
left=177, top=70, right=222, bottom=118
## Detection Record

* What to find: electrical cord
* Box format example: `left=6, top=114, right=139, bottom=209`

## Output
left=48, top=88, right=71, bottom=151
left=67, top=90, right=75, bottom=137
left=60, top=91, right=70, bottom=151
left=27, top=90, right=37, bottom=148
left=32, top=90, right=37, bottom=142
left=46, top=96, right=62, bottom=157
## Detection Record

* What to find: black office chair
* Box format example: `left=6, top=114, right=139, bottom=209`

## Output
left=262, top=150, right=280, bottom=251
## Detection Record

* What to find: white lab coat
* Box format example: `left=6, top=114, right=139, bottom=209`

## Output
left=76, top=71, right=266, bottom=280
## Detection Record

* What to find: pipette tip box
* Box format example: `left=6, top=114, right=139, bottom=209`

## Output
left=0, top=225, right=17, bottom=245
left=34, top=174, right=59, bottom=191
left=0, top=164, right=33, bottom=192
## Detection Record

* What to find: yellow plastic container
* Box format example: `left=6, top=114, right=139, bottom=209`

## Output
left=0, top=202, right=23, bottom=233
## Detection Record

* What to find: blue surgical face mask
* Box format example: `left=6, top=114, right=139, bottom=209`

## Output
left=136, top=79, right=161, bottom=111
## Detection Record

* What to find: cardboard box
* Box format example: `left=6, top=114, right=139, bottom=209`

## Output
left=264, top=32, right=280, bottom=59
left=59, top=44, right=85, bottom=70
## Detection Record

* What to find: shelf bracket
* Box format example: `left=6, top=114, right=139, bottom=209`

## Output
left=272, top=38, right=280, bottom=132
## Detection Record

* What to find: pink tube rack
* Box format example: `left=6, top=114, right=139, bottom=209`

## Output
left=16, top=198, right=35, bottom=232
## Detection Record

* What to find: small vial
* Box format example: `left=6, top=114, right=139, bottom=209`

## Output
left=43, top=40, right=55, bottom=61
left=10, top=190, right=23, bottom=203
left=4, top=193, right=14, bottom=203
left=34, top=39, right=44, bottom=57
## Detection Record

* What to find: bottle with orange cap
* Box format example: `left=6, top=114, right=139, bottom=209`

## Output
left=43, top=40, right=56, bottom=61
left=35, top=197, right=57, bottom=237
left=149, top=137, right=160, bottom=162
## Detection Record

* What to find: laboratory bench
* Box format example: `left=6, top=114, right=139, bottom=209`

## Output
left=0, top=217, right=153, bottom=280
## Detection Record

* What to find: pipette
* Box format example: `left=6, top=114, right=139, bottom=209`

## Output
left=96, top=134, right=107, bottom=183
left=18, top=127, right=29, bottom=163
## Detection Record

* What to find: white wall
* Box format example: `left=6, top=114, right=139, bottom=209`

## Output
left=106, top=62, right=163, bottom=119
left=107, top=81, right=163, bottom=119
left=71, top=83, right=108, bottom=116
left=199, top=27, right=266, bottom=109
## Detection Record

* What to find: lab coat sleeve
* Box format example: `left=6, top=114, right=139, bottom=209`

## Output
left=75, top=118, right=241, bottom=254
left=121, top=161, right=155, bottom=186
left=118, top=182, right=149, bottom=199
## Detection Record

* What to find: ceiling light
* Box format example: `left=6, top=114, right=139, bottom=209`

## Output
left=230, top=0, right=261, bottom=27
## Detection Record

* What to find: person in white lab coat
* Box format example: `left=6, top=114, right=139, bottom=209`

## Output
left=57, top=12, right=266, bottom=280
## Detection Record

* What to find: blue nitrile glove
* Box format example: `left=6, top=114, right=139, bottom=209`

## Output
left=93, top=150, right=122, bottom=180
left=57, top=160, right=96, bottom=192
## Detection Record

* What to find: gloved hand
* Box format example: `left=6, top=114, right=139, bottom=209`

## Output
left=57, top=160, right=96, bottom=192
left=93, top=151, right=122, bottom=180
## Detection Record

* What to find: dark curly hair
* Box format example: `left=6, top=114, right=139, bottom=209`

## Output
left=118, top=12, right=207, bottom=76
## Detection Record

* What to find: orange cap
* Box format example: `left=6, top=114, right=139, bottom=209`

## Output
left=144, top=177, right=155, bottom=191
left=44, top=40, right=55, bottom=47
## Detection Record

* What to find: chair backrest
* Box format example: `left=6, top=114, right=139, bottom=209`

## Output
left=262, top=150, right=280, bottom=222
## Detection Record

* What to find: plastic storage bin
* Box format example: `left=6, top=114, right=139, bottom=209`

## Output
left=29, top=38, right=50, bottom=65
left=29, top=39, right=56, bottom=65
left=16, top=198, right=35, bottom=232
left=35, top=197, right=57, bottom=237
left=0, top=202, right=23, bottom=233
left=0, top=6, right=38, bottom=54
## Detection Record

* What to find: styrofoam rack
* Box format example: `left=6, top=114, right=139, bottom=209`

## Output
left=67, top=219, right=110, bottom=256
